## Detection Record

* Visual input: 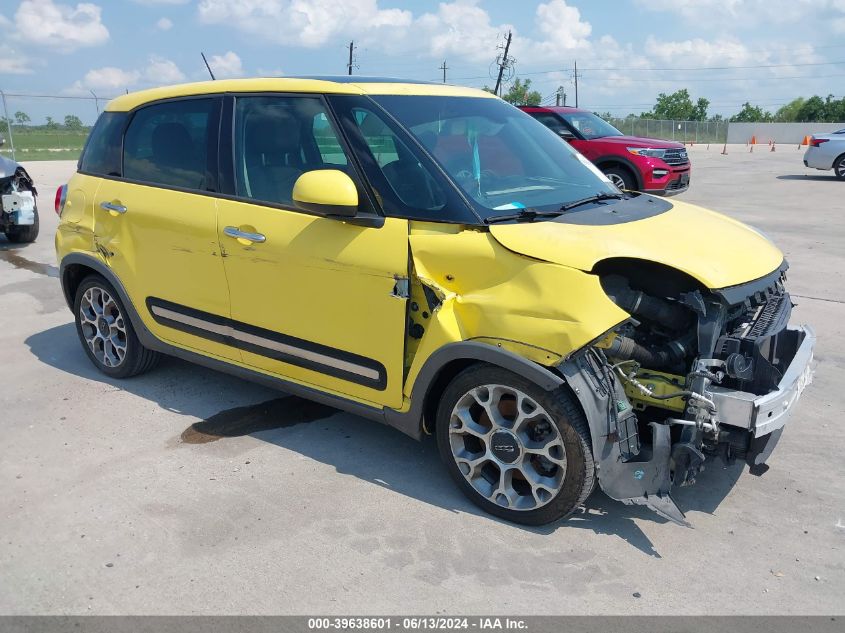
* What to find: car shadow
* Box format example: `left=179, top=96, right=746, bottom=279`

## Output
left=776, top=174, right=839, bottom=181
left=26, top=322, right=744, bottom=557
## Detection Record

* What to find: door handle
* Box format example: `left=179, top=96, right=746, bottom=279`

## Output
left=224, top=226, right=266, bottom=243
left=99, top=201, right=127, bottom=214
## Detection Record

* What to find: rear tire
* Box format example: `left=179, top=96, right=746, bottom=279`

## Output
left=603, top=166, right=637, bottom=192
left=435, top=365, right=595, bottom=525
left=834, top=154, right=845, bottom=180
left=73, top=275, right=159, bottom=378
left=4, top=203, right=39, bottom=243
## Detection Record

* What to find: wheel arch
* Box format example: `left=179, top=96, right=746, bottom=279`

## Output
left=592, top=155, right=643, bottom=190
left=385, top=342, right=565, bottom=440
left=59, top=253, right=154, bottom=346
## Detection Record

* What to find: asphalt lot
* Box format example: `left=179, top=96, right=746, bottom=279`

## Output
left=1, top=146, right=843, bottom=615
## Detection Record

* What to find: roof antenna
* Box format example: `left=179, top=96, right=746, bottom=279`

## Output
left=201, top=52, right=216, bottom=80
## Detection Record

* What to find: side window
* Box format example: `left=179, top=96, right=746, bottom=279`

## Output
left=351, top=107, right=445, bottom=212
left=234, top=96, right=351, bottom=206
left=531, top=113, right=568, bottom=135
left=79, top=112, right=126, bottom=176
left=313, top=112, right=347, bottom=166
left=123, top=99, right=214, bottom=190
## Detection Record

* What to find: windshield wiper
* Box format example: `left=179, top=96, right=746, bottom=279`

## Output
left=559, top=192, right=625, bottom=212
left=484, top=208, right=566, bottom=224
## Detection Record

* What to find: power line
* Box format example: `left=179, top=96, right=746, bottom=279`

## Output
left=449, top=59, right=845, bottom=82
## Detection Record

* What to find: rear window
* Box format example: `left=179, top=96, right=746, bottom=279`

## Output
left=79, top=112, right=126, bottom=177
left=123, top=99, right=215, bottom=190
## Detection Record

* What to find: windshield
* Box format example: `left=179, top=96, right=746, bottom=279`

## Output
left=370, top=95, right=619, bottom=219
left=559, top=111, right=624, bottom=140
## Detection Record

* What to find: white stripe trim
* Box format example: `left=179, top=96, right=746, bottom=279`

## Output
left=150, top=305, right=380, bottom=381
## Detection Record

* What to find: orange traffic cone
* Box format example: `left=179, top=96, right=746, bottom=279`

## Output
left=751, top=135, right=757, bottom=145
left=801, top=135, right=810, bottom=146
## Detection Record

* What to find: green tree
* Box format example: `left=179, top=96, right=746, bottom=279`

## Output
left=730, top=102, right=772, bottom=122
left=14, top=111, right=30, bottom=125
left=773, top=98, right=805, bottom=122
left=651, top=89, right=709, bottom=121
left=501, top=78, right=542, bottom=105
left=64, top=114, right=84, bottom=130
left=45, top=116, right=59, bottom=130
left=795, top=95, right=826, bottom=122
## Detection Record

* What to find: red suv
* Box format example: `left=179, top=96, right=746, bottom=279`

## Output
left=519, top=106, right=691, bottom=196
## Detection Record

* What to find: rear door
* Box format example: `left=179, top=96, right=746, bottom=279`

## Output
left=92, top=96, right=238, bottom=360
left=215, top=94, right=410, bottom=407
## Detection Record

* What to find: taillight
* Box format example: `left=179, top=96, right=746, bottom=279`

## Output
left=810, top=137, right=829, bottom=147
left=54, top=184, right=67, bottom=216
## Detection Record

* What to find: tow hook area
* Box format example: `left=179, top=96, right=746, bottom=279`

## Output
left=560, top=350, right=689, bottom=526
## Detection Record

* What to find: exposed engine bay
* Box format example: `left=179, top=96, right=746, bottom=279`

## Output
left=561, top=259, right=815, bottom=525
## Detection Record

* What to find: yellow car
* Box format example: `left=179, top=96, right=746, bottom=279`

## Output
left=55, top=77, right=814, bottom=526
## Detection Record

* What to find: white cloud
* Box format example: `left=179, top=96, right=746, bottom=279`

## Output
left=14, top=0, right=109, bottom=52
left=133, top=0, right=188, bottom=4
left=66, top=55, right=185, bottom=94
left=0, top=44, right=32, bottom=75
left=197, top=0, right=412, bottom=48
left=71, top=67, right=141, bottom=94
left=206, top=51, right=243, bottom=78
left=145, top=55, right=185, bottom=83
left=412, top=1, right=513, bottom=63
left=156, top=16, right=173, bottom=30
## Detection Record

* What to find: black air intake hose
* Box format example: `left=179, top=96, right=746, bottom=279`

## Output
left=602, top=275, right=691, bottom=330
left=605, top=331, right=695, bottom=369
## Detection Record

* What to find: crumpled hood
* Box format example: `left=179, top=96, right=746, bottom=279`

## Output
left=488, top=198, right=784, bottom=289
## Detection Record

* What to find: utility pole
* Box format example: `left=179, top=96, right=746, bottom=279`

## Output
left=493, top=30, right=513, bottom=97
left=347, top=41, right=356, bottom=76
left=573, top=60, right=579, bottom=108
left=439, top=60, right=448, bottom=83
left=556, top=86, right=565, bottom=106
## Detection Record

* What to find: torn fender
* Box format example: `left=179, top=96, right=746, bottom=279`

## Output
left=404, top=223, right=628, bottom=397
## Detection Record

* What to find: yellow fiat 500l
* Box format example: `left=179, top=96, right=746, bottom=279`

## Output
left=56, top=77, right=814, bottom=526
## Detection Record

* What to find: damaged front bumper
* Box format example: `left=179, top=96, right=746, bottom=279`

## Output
left=711, top=324, right=815, bottom=472
left=560, top=324, right=815, bottom=526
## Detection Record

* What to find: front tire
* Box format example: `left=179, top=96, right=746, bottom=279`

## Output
left=603, top=166, right=636, bottom=191
left=73, top=275, right=159, bottom=378
left=436, top=365, right=595, bottom=525
left=4, top=203, right=39, bottom=243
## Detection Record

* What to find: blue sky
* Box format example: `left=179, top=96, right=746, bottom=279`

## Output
left=1, top=0, right=845, bottom=124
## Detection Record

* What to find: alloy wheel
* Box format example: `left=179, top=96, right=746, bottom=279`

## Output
left=79, top=286, right=128, bottom=368
left=448, top=384, right=567, bottom=511
left=607, top=173, right=626, bottom=191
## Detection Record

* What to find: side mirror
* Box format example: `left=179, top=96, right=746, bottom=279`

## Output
left=292, top=169, right=358, bottom=218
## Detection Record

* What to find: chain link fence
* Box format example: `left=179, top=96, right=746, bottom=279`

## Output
left=0, top=90, right=735, bottom=162
left=0, top=91, right=105, bottom=162
left=605, top=118, right=729, bottom=144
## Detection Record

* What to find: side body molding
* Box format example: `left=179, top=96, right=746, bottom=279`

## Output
left=59, top=254, right=565, bottom=442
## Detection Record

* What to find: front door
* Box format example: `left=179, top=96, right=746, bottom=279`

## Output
left=92, top=96, right=238, bottom=361
left=216, top=94, right=409, bottom=408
